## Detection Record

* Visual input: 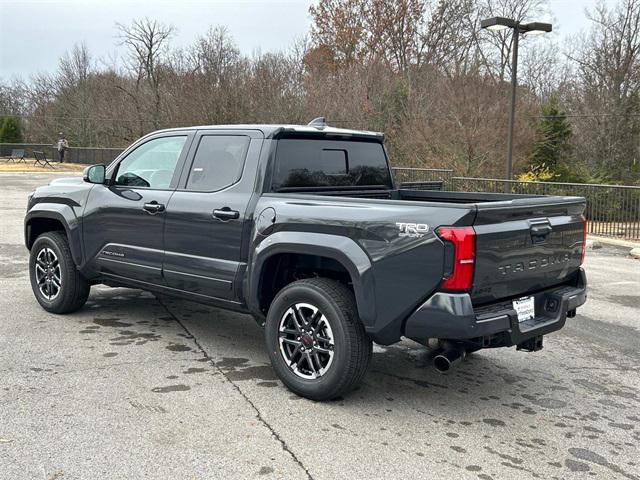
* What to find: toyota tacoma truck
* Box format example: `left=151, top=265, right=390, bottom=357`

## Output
left=25, top=119, right=587, bottom=400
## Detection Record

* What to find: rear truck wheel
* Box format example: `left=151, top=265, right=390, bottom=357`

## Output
left=29, top=231, right=90, bottom=314
left=265, top=278, right=372, bottom=401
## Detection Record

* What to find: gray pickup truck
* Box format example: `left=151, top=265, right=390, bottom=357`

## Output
left=25, top=119, right=587, bottom=400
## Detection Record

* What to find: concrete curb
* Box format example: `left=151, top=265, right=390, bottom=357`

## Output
left=587, top=235, right=640, bottom=249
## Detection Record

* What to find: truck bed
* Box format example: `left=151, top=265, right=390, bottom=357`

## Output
left=268, top=186, right=586, bottom=308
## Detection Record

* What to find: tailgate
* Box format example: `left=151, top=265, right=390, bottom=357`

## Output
left=471, top=196, right=586, bottom=304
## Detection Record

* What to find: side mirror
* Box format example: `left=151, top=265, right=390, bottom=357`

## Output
left=83, top=164, right=106, bottom=184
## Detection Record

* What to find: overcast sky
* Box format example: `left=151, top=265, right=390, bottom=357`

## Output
left=0, top=0, right=620, bottom=80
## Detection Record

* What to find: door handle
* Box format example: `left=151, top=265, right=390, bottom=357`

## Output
left=213, top=207, right=239, bottom=220
left=143, top=201, right=165, bottom=215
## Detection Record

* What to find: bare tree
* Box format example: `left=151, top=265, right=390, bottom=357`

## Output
left=0, top=78, right=29, bottom=117
left=55, top=43, right=94, bottom=145
left=566, top=0, right=640, bottom=181
left=309, top=0, right=368, bottom=68
left=364, top=0, right=428, bottom=72
left=116, top=18, right=175, bottom=132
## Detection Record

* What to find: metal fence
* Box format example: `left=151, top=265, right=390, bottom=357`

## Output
left=392, top=167, right=640, bottom=241
left=0, top=143, right=124, bottom=165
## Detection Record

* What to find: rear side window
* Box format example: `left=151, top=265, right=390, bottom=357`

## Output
left=186, top=135, right=250, bottom=191
left=271, top=139, right=393, bottom=191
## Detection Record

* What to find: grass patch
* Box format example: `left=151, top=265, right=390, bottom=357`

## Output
left=0, top=159, right=85, bottom=173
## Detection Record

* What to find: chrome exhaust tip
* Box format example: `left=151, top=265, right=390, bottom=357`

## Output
left=433, top=346, right=466, bottom=373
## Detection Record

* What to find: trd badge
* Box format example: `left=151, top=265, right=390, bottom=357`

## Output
left=396, top=222, right=429, bottom=238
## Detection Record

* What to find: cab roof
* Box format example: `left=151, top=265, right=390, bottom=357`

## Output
left=153, top=123, right=385, bottom=141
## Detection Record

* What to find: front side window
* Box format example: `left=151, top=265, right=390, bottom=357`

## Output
left=185, top=135, right=250, bottom=191
left=115, top=136, right=187, bottom=189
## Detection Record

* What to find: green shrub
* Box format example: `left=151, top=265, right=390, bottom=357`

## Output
left=0, top=116, right=24, bottom=143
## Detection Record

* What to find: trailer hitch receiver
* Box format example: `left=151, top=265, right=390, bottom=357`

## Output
left=517, top=335, right=544, bottom=352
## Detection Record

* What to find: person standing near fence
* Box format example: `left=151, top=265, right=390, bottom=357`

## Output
left=56, top=133, right=69, bottom=163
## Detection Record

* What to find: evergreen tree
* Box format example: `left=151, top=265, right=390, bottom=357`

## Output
left=529, top=96, right=572, bottom=173
left=0, top=116, right=23, bottom=143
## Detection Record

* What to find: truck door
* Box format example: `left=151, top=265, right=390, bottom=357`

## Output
left=162, top=130, right=262, bottom=304
left=83, top=132, right=192, bottom=285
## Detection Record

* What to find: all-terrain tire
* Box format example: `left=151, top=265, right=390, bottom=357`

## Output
left=265, top=278, right=372, bottom=401
left=29, top=231, right=90, bottom=313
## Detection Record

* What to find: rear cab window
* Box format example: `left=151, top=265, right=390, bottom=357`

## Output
left=270, top=138, right=393, bottom=192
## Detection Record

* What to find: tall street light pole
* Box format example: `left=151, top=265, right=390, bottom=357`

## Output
left=480, top=17, right=552, bottom=186
left=507, top=26, right=519, bottom=184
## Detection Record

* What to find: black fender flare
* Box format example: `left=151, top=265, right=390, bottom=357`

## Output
left=247, top=231, right=376, bottom=326
left=25, top=205, right=83, bottom=266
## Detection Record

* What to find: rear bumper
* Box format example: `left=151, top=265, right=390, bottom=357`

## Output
left=403, top=268, right=587, bottom=346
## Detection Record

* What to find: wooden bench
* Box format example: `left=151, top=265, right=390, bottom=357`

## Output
left=33, top=150, right=54, bottom=168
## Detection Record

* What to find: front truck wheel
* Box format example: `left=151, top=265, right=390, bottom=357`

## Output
left=265, top=278, right=372, bottom=401
left=29, top=231, right=90, bottom=314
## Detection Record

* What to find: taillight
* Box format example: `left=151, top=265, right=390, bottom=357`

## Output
left=580, top=214, right=587, bottom=265
left=436, top=226, right=476, bottom=292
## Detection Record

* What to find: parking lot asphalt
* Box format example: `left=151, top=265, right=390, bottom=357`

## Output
left=1, top=173, right=639, bottom=480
